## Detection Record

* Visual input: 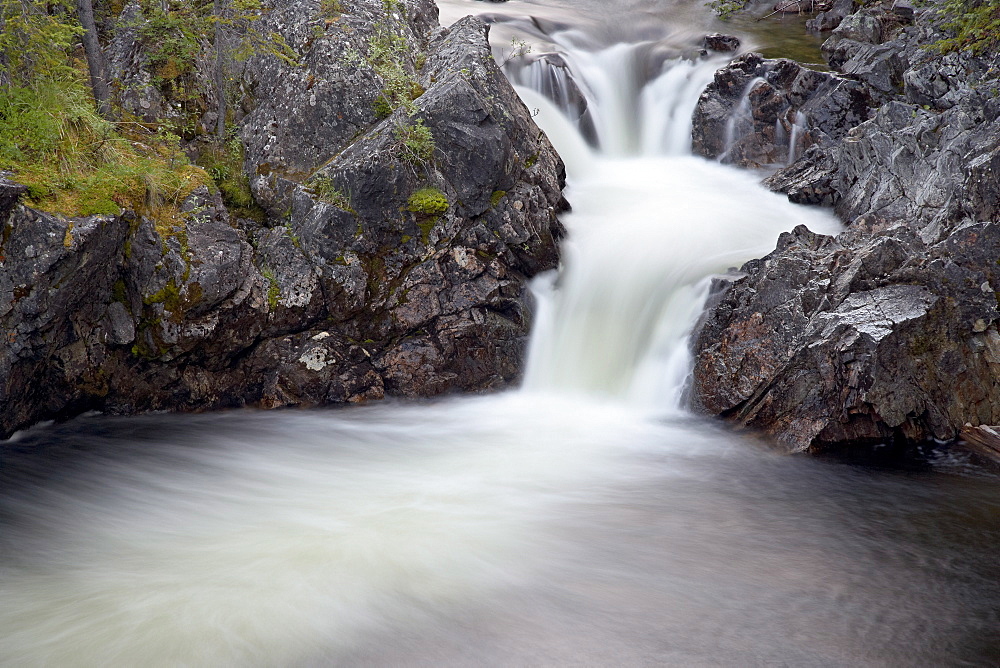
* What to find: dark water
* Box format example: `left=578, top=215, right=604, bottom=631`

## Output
left=2, top=406, right=999, bottom=666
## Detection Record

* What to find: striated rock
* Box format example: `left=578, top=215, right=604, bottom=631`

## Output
left=691, top=3, right=1000, bottom=453
left=691, top=53, right=870, bottom=167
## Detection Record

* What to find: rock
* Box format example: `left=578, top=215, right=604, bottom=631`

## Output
left=703, top=33, right=741, bottom=52
left=892, top=0, right=915, bottom=24
left=806, top=0, right=855, bottom=32
left=691, top=3, right=1000, bottom=453
left=691, top=53, right=870, bottom=167
left=0, top=0, right=566, bottom=439
left=691, top=222, right=1000, bottom=452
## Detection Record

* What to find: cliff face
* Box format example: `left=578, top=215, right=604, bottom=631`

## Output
left=0, top=0, right=565, bottom=439
left=689, top=4, right=1000, bottom=452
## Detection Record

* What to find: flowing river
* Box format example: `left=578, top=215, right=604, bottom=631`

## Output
left=2, top=1, right=999, bottom=665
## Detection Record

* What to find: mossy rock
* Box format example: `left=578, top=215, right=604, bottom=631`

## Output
left=406, top=188, right=448, bottom=216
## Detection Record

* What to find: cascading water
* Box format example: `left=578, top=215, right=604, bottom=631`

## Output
left=2, top=2, right=999, bottom=666
left=508, top=36, right=837, bottom=407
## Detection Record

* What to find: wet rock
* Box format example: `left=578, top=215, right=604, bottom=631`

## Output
left=703, top=34, right=741, bottom=52
left=691, top=53, right=870, bottom=167
left=691, top=3, right=1000, bottom=452
left=806, top=0, right=855, bottom=32
left=0, top=0, right=565, bottom=439
left=692, top=223, right=1000, bottom=452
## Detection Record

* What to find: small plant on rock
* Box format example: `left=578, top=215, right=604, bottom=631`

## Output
left=307, top=174, right=353, bottom=210
left=394, top=119, right=435, bottom=166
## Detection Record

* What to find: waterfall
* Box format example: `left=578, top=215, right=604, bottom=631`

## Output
left=787, top=109, right=808, bottom=165
left=512, top=41, right=839, bottom=411
left=720, top=76, right=763, bottom=163
left=1, top=5, right=991, bottom=667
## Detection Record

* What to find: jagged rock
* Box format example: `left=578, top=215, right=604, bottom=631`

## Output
left=0, top=0, right=565, bottom=439
left=765, top=72, right=1000, bottom=236
left=691, top=53, right=870, bottom=167
left=806, top=0, right=855, bottom=32
left=692, top=222, right=1000, bottom=452
left=0, top=192, right=129, bottom=435
left=691, top=3, right=1000, bottom=452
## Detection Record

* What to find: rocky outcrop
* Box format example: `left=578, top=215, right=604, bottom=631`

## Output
left=0, top=0, right=565, bottom=439
left=690, top=3, right=1000, bottom=452
left=692, top=222, right=1000, bottom=452
left=691, top=52, right=870, bottom=168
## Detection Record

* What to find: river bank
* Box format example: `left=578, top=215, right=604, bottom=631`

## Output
left=685, top=0, right=1000, bottom=457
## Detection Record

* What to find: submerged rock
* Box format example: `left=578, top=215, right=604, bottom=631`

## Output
left=690, top=2, right=1000, bottom=452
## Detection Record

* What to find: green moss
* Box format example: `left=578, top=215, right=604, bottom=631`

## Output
left=262, top=268, right=281, bottom=309
left=407, top=187, right=448, bottom=216
left=490, top=190, right=507, bottom=207
left=196, top=139, right=266, bottom=222
left=417, top=217, right=436, bottom=242
left=142, top=279, right=202, bottom=322
left=524, top=153, right=538, bottom=168
left=373, top=95, right=394, bottom=119
left=144, top=280, right=182, bottom=310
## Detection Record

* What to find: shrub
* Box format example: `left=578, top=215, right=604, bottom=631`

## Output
left=932, top=0, right=1000, bottom=54
left=306, top=174, right=353, bottom=210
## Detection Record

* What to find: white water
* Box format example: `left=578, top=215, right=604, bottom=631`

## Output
left=3, top=2, right=997, bottom=666
left=515, top=39, right=838, bottom=406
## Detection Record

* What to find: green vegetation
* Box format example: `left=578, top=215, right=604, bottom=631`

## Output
left=407, top=186, right=448, bottom=244
left=0, top=0, right=291, bottom=233
left=707, top=0, right=750, bottom=19
left=490, top=190, right=507, bottom=207
left=0, top=78, right=212, bottom=224
left=262, top=267, right=281, bottom=309
left=932, top=0, right=1000, bottom=54
left=319, top=0, right=344, bottom=16
left=196, top=138, right=265, bottom=221
left=395, top=119, right=436, bottom=166
left=367, top=23, right=424, bottom=117
left=0, top=0, right=81, bottom=86
left=306, top=174, right=353, bottom=210
left=407, top=187, right=448, bottom=216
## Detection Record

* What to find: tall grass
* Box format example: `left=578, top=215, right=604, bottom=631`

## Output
left=0, top=77, right=211, bottom=226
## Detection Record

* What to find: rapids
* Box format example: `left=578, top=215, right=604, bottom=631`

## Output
left=1, top=1, right=998, bottom=666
